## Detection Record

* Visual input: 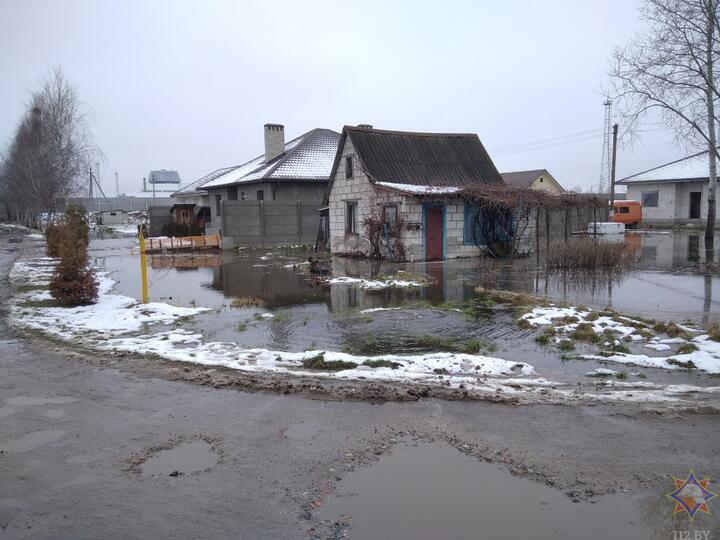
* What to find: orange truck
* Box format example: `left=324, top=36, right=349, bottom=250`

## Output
left=612, top=200, right=642, bottom=228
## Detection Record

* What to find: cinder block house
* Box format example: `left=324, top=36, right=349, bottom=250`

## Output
left=324, top=126, right=506, bottom=261
left=172, top=124, right=340, bottom=247
left=617, top=150, right=715, bottom=226
left=501, top=169, right=565, bottom=193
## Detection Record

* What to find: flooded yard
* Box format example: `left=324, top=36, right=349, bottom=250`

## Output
left=78, top=230, right=720, bottom=402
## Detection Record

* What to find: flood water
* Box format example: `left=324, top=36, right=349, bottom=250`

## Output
left=89, top=231, right=720, bottom=390
left=319, top=443, right=655, bottom=540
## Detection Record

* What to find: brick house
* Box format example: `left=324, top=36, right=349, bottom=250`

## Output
left=324, top=126, right=506, bottom=261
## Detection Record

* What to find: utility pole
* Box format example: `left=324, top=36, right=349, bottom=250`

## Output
left=115, top=172, right=119, bottom=198
left=152, top=173, right=156, bottom=199
left=88, top=165, right=94, bottom=213
left=609, top=123, right=619, bottom=218
left=598, top=99, right=613, bottom=193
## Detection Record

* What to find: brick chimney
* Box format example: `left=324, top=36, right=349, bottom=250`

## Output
left=357, top=124, right=373, bottom=129
left=264, top=124, right=285, bottom=163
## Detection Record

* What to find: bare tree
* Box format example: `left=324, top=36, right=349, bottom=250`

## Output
left=0, top=67, right=96, bottom=227
left=610, top=0, right=720, bottom=254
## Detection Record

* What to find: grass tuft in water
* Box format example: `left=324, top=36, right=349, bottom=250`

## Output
left=302, top=353, right=357, bottom=371
left=677, top=343, right=699, bottom=354
left=557, top=339, right=575, bottom=351
left=231, top=296, right=266, bottom=309
left=363, top=359, right=402, bottom=369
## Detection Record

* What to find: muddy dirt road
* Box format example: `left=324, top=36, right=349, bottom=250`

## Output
left=1, top=229, right=719, bottom=539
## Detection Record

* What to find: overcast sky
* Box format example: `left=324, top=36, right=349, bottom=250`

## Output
left=0, top=0, right=692, bottom=194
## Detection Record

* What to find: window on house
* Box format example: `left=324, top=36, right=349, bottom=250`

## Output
left=539, top=177, right=544, bottom=183
left=110, top=212, right=116, bottom=216
left=228, top=186, right=238, bottom=201
left=215, top=194, right=222, bottom=216
left=642, top=190, right=659, bottom=208
left=256, top=190, right=264, bottom=201
left=618, top=206, right=630, bottom=214
left=346, top=201, right=358, bottom=234
left=383, top=204, right=398, bottom=227
left=345, top=156, right=353, bottom=179
left=464, top=201, right=486, bottom=245
left=240, top=191, right=245, bottom=201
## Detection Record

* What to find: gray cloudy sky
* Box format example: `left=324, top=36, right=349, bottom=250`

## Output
left=0, top=0, right=690, bottom=194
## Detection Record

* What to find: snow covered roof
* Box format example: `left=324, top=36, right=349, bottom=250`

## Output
left=617, top=150, right=714, bottom=184
left=190, top=128, right=340, bottom=191
left=173, top=166, right=238, bottom=197
left=375, top=182, right=461, bottom=195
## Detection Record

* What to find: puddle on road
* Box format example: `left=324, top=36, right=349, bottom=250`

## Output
left=319, top=443, right=654, bottom=540
left=140, top=440, right=218, bottom=476
left=0, top=430, right=66, bottom=454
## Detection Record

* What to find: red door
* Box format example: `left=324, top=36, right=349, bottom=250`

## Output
left=424, top=206, right=444, bottom=261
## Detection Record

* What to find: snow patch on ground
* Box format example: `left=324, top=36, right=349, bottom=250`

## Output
left=328, top=276, right=423, bottom=289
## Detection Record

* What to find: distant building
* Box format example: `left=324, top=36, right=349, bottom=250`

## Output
left=501, top=169, right=565, bottom=193
left=174, top=124, right=340, bottom=246
left=617, top=150, right=715, bottom=226
left=94, top=209, right=128, bottom=225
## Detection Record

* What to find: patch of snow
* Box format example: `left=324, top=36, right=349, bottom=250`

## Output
left=328, top=276, right=423, bottom=289
left=375, top=182, right=461, bottom=195
left=645, top=342, right=672, bottom=351
left=25, top=233, right=45, bottom=240
left=359, top=307, right=403, bottom=314
left=585, top=368, right=619, bottom=377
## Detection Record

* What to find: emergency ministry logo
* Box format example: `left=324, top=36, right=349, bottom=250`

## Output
left=666, top=470, right=717, bottom=522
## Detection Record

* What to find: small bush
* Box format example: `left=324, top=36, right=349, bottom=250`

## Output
left=570, top=323, right=600, bottom=343
left=49, top=205, right=98, bottom=307
left=706, top=324, right=720, bottom=342
left=302, top=353, right=357, bottom=371
left=558, top=339, right=575, bottom=351
left=677, top=343, right=699, bottom=354
left=230, top=296, right=266, bottom=308
left=547, top=238, right=638, bottom=269
left=363, top=359, right=402, bottom=369
left=45, top=223, right=63, bottom=257
left=615, top=371, right=628, bottom=380
left=535, top=334, right=550, bottom=345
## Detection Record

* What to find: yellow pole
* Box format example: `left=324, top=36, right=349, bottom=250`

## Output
left=139, top=228, right=149, bottom=304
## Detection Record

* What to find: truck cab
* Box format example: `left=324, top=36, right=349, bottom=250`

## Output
left=612, top=200, right=642, bottom=229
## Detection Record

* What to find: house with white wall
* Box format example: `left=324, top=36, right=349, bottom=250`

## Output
left=617, top=150, right=716, bottom=227
left=501, top=169, right=565, bottom=193
left=324, top=126, right=506, bottom=261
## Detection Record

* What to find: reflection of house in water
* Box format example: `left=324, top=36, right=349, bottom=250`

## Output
left=212, top=262, right=328, bottom=308
left=633, top=232, right=717, bottom=268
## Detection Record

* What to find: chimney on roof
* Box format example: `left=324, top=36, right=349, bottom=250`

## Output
left=357, top=124, right=373, bottom=129
left=264, top=124, right=285, bottom=163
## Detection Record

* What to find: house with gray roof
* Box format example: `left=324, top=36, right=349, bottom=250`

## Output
left=172, top=124, right=340, bottom=245
left=501, top=169, right=565, bottom=193
left=617, top=150, right=717, bottom=226
left=324, top=125, right=505, bottom=261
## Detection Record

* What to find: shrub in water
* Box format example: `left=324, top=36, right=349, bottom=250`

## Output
left=49, top=204, right=98, bottom=306
left=547, top=238, right=638, bottom=269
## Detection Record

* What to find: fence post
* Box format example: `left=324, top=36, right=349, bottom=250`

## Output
left=259, top=201, right=266, bottom=248
left=297, top=201, right=303, bottom=246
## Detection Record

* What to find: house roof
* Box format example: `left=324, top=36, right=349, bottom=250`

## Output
left=337, top=126, right=504, bottom=188
left=500, top=169, right=545, bottom=189
left=189, top=128, right=340, bottom=191
left=173, top=166, right=238, bottom=197
left=617, top=150, right=715, bottom=184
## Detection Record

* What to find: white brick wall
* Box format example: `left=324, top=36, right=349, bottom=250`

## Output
left=328, top=138, right=491, bottom=260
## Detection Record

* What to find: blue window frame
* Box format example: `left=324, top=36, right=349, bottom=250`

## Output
left=464, top=201, right=486, bottom=245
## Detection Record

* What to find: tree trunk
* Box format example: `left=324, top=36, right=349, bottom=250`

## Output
left=705, top=0, right=717, bottom=260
